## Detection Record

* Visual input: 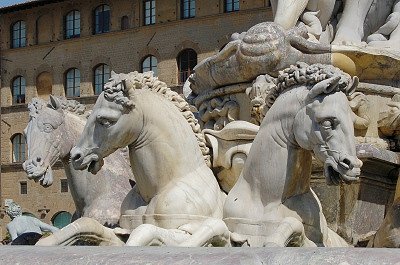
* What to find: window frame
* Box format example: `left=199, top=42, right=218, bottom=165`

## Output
left=177, top=49, right=197, bottom=85
left=11, top=20, right=26, bottom=48
left=93, top=64, right=111, bottom=95
left=12, top=76, right=26, bottom=105
left=94, top=4, right=111, bottom=34
left=141, top=55, right=158, bottom=76
left=224, top=0, right=240, bottom=13
left=181, top=0, right=195, bottom=19
left=12, top=134, right=26, bottom=163
left=65, top=10, right=81, bottom=39
left=20, top=181, right=28, bottom=195
left=61, top=179, right=69, bottom=193
left=65, top=68, right=81, bottom=98
left=143, top=0, right=156, bottom=26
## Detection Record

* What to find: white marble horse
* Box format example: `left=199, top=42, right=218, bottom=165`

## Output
left=23, top=96, right=135, bottom=227
left=223, top=63, right=362, bottom=247
left=41, top=72, right=228, bottom=247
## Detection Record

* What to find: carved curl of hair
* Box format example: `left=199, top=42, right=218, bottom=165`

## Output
left=265, top=62, right=355, bottom=109
left=28, top=97, right=86, bottom=117
left=6, top=202, right=22, bottom=218
left=103, top=71, right=211, bottom=167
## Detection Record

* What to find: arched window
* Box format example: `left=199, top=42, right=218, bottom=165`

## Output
left=121, top=16, right=129, bottom=30
left=177, top=49, right=197, bottom=84
left=225, top=0, right=240, bottom=12
left=181, top=0, right=195, bottom=19
left=12, top=133, right=26, bottom=163
left=11, top=20, right=26, bottom=48
left=141, top=55, right=158, bottom=76
left=52, top=211, right=72, bottom=229
left=94, top=64, right=111, bottom=95
left=94, top=5, right=110, bottom=34
left=65, top=68, right=81, bottom=97
left=12, top=76, right=26, bottom=104
left=65, top=10, right=81, bottom=39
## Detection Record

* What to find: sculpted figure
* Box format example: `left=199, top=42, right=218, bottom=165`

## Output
left=23, top=97, right=135, bottom=227
left=270, top=0, right=336, bottom=40
left=6, top=202, right=59, bottom=245
left=39, top=72, right=229, bottom=247
left=367, top=0, right=400, bottom=51
left=188, top=22, right=354, bottom=99
left=223, top=63, right=361, bottom=247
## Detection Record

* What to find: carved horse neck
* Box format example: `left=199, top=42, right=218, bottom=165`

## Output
left=60, top=112, right=89, bottom=210
left=128, top=90, right=207, bottom=202
left=243, top=87, right=312, bottom=202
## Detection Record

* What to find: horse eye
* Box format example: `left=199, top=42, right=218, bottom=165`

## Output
left=98, top=117, right=116, bottom=128
left=43, top=124, right=54, bottom=132
left=320, top=119, right=334, bottom=129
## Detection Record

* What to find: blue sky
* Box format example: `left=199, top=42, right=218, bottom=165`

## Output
left=0, top=0, right=27, bottom=8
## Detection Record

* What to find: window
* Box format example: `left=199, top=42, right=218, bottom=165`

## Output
left=225, top=0, right=240, bottom=12
left=181, top=0, right=195, bottom=19
left=11, top=21, right=26, bottom=48
left=94, top=64, right=111, bottom=95
left=12, top=134, right=26, bottom=163
left=177, top=49, right=197, bottom=84
left=61, top=179, right=69, bottom=193
left=94, top=5, right=110, bottom=34
left=141, top=55, right=158, bottom=76
left=65, top=68, right=80, bottom=97
left=65, top=10, right=80, bottom=39
left=121, top=16, right=129, bottom=30
left=20, top=182, right=28, bottom=195
left=143, top=0, right=156, bottom=25
left=12, top=76, right=26, bottom=104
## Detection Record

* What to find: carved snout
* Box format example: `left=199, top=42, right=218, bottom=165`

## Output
left=70, top=146, right=85, bottom=169
left=338, top=155, right=363, bottom=175
left=324, top=154, right=362, bottom=186
left=70, top=146, right=103, bottom=173
left=23, top=157, right=46, bottom=179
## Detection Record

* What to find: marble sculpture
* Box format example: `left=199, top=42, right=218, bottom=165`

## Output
left=25, top=0, right=400, bottom=248
left=23, top=96, right=135, bottom=227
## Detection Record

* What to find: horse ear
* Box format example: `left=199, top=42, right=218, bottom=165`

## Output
left=346, top=76, right=359, bottom=96
left=308, top=76, right=341, bottom=99
left=48, top=95, right=61, bottom=110
left=111, top=70, right=117, bottom=77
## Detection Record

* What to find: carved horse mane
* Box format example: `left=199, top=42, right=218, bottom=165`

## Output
left=264, top=62, right=359, bottom=110
left=28, top=97, right=87, bottom=119
left=103, top=71, right=211, bottom=166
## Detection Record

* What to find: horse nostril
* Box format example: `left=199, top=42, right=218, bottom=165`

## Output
left=71, top=150, right=83, bottom=162
left=340, top=158, right=352, bottom=170
left=343, top=158, right=351, bottom=167
left=36, top=157, right=41, bottom=163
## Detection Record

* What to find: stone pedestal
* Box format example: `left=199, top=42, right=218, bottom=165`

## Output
left=311, top=144, right=399, bottom=245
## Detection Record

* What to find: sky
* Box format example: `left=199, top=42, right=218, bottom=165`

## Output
left=0, top=0, right=28, bottom=8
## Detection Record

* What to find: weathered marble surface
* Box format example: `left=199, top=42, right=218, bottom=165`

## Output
left=6, top=202, right=59, bottom=243
left=1, top=247, right=400, bottom=265
left=59, top=72, right=228, bottom=247
left=223, top=63, right=360, bottom=247
left=23, top=96, right=135, bottom=226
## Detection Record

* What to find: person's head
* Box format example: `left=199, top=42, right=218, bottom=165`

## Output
left=6, top=202, right=22, bottom=219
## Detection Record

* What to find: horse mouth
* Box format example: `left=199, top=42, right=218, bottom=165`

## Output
left=73, top=153, right=104, bottom=174
left=24, top=164, right=54, bottom=187
left=87, top=159, right=103, bottom=174
left=324, top=158, right=361, bottom=186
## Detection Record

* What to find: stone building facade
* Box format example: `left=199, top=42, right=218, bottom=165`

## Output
left=0, top=0, right=272, bottom=238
